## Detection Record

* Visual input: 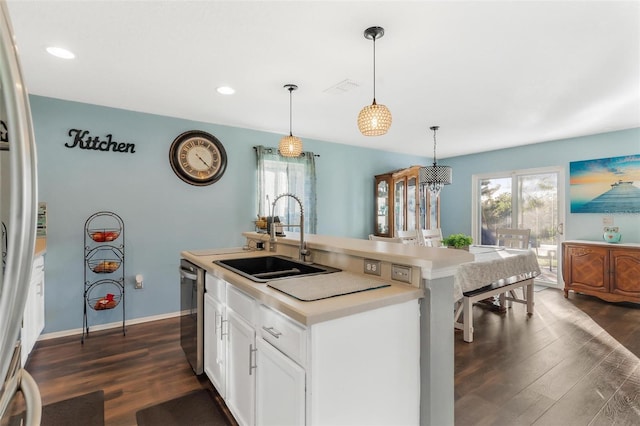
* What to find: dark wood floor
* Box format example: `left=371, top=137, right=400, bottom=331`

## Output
left=15, top=287, right=640, bottom=425
left=20, top=317, right=234, bottom=426
left=455, top=287, right=640, bottom=425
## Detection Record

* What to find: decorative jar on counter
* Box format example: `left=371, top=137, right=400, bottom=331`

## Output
left=603, top=226, right=621, bottom=243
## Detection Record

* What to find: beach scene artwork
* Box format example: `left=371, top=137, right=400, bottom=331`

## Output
left=570, top=154, right=640, bottom=213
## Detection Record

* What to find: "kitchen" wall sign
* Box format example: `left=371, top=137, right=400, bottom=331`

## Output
left=65, top=129, right=136, bottom=154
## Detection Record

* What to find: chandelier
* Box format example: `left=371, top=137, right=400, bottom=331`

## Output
left=357, top=26, right=392, bottom=136
left=279, top=84, right=303, bottom=157
left=420, top=126, right=452, bottom=197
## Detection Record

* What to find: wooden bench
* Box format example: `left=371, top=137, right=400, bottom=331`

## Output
left=454, top=273, right=535, bottom=342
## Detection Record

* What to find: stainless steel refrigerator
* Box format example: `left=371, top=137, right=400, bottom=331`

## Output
left=0, top=1, right=41, bottom=424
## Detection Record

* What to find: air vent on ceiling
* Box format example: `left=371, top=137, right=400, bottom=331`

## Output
left=323, top=79, right=360, bottom=94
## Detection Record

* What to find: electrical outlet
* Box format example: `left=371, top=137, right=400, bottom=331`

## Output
left=391, top=264, right=412, bottom=283
left=364, top=258, right=381, bottom=276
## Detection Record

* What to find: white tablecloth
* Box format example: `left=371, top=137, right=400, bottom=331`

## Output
left=453, top=246, right=541, bottom=301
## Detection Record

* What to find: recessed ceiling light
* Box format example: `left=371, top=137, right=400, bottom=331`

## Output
left=216, top=86, right=235, bottom=95
left=46, top=46, right=75, bottom=59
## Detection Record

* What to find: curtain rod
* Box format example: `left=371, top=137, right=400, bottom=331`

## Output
left=253, top=146, right=320, bottom=157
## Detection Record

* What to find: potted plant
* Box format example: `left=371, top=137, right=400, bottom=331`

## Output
left=442, top=233, right=473, bottom=250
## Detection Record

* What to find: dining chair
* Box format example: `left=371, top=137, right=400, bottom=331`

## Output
left=496, top=228, right=531, bottom=249
left=420, top=228, right=443, bottom=247
left=396, top=230, right=421, bottom=245
left=496, top=228, right=532, bottom=303
left=368, top=234, right=402, bottom=243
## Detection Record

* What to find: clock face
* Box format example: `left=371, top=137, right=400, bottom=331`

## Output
left=169, top=131, right=227, bottom=186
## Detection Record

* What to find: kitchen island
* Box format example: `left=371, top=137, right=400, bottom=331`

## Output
left=182, top=232, right=473, bottom=426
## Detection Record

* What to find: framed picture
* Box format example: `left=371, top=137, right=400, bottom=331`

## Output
left=570, top=154, right=640, bottom=213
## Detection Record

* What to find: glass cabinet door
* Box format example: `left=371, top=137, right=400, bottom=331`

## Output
left=394, top=178, right=405, bottom=235
left=407, top=176, right=417, bottom=231
left=375, top=178, right=390, bottom=236
left=427, top=190, right=440, bottom=230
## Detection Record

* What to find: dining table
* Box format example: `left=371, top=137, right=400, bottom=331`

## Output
left=453, top=245, right=542, bottom=342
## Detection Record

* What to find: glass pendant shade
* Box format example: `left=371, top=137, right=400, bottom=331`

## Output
left=358, top=26, right=391, bottom=136
left=420, top=125, right=452, bottom=197
left=358, top=100, right=392, bottom=136
left=279, top=83, right=302, bottom=157
left=279, top=134, right=303, bottom=157
left=420, top=165, right=453, bottom=197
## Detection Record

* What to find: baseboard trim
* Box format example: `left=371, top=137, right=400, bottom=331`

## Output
left=38, top=311, right=181, bottom=341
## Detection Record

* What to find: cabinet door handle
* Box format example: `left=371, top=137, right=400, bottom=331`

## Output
left=249, top=343, right=257, bottom=376
left=215, top=313, right=222, bottom=337
left=220, top=318, right=228, bottom=340
left=262, top=326, right=282, bottom=339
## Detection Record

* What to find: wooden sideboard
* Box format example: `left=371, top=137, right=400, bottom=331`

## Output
left=562, top=241, right=640, bottom=303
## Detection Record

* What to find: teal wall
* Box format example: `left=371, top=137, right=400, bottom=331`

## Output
left=30, top=95, right=422, bottom=334
left=31, top=94, right=639, bottom=334
left=439, top=128, right=640, bottom=242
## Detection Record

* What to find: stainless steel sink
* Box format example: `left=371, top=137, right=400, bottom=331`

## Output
left=214, top=255, right=340, bottom=283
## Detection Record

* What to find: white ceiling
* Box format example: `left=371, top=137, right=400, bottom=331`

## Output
left=6, top=0, right=640, bottom=158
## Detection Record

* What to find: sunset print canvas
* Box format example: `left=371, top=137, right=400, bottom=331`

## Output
left=570, top=154, right=640, bottom=213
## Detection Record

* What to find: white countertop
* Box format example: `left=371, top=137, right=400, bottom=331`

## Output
left=182, top=248, right=422, bottom=326
left=181, top=232, right=473, bottom=326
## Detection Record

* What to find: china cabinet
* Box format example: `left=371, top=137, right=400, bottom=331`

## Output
left=562, top=241, right=640, bottom=303
left=374, top=165, right=440, bottom=237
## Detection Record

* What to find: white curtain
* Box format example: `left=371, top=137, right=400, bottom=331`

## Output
left=255, top=146, right=317, bottom=234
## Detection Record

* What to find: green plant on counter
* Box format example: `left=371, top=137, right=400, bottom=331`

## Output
left=441, top=233, right=473, bottom=248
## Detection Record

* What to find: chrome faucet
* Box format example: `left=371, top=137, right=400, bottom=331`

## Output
left=270, top=193, right=309, bottom=262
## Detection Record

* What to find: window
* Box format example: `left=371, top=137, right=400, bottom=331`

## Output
left=472, top=166, right=565, bottom=286
left=255, top=146, right=317, bottom=234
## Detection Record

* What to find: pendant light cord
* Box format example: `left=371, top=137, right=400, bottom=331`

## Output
left=372, top=35, right=377, bottom=102
left=288, top=86, right=293, bottom=137
left=431, top=126, right=439, bottom=166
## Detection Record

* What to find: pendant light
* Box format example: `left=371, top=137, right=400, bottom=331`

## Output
left=420, top=126, right=452, bottom=197
left=279, top=84, right=303, bottom=157
left=357, top=26, right=392, bottom=136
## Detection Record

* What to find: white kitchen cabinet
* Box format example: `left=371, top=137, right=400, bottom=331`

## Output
left=203, top=272, right=420, bottom=426
left=204, top=292, right=226, bottom=398
left=227, top=308, right=256, bottom=426
left=225, top=285, right=258, bottom=426
left=256, top=337, right=305, bottom=426
left=21, top=254, right=45, bottom=366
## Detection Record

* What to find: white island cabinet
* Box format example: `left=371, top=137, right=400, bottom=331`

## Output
left=203, top=274, right=226, bottom=398
left=203, top=272, right=420, bottom=426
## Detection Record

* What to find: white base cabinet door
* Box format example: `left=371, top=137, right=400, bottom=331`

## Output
left=256, top=338, right=305, bottom=426
left=202, top=273, right=420, bottom=426
left=21, top=255, right=45, bottom=366
left=204, top=292, right=226, bottom=398
left=226, top=309, right=256, bottom=426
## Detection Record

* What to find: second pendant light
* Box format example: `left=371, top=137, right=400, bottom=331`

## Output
left=357, top=26, right=392, bottom=136
left=279, top=84, right=303, bottom=157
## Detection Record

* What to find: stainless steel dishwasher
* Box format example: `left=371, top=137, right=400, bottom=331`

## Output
left=180, top=259, right=204, bottom=375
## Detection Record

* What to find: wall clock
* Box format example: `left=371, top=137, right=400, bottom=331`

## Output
left=169, top=130, right=227, bottom=186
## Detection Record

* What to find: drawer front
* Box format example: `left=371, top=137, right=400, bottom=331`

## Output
left=226, top=285, right=255, bottom=324
left=205, top=273, right=226, bottom=303
left=259, top=304, right=307, bottom=366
